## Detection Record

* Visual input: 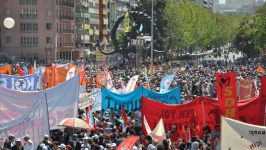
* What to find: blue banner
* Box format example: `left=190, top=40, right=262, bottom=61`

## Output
left=0, top=73, right=40, bottom=91
left=143, top=86, right=181, bottom=104
left=102, top=86, right=181, bottom=111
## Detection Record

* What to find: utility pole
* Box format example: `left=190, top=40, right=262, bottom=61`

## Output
left=195, top=13, right=198, bottom=68
left=82, top=6, right=85, bottom=64
left=150, top=0, right=154, bottom=79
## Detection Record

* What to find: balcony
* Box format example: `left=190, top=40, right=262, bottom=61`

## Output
left=32, top=0, right=37, bottom=5
left=103, top=9, right=108, bottom=15
left=62, top=29, right=75, bottom=34
left=103, top=0, right=107, bottom=5
left=103, top=29, right=107, bottom=35
left=59, top=15, right=74, bottom=21
left=20, top=14, right=26, bottom=19
left=26, top=14, right=31, bottom=19
left=61, top=43, right=75, bottom=47
left=76, top=0, right=88, bottom=7
left=60, top=2, right=75, bottom=8
left=32, top=14, right=38, bottom=19
left=103, top=18, right=108, bottom=25
left=75, top=13, right=89, bottom=18
left=82, top=24, right=90, bottom=30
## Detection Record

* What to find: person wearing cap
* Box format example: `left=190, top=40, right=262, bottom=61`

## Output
left=52, top=141, right=60, bottom=150
left=3, top=134, right=15, bottom=150
left=11, top=138, right=24, bottom=150
left=58, top=144, right=66, bottom=150
left=36, top=135, right=51, bottom=150
left=66, top=145, right=72, bottom=150
left=23, top=134, right=32, bottom=150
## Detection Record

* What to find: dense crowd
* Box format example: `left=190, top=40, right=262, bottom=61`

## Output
left=1, top=51, right=264, bottom=150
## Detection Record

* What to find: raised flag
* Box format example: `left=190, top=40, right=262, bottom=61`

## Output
left=106, top=73, right=113, bottom=90
left=54, top=65, right=59, bottom=86
left=116, top=136, right=139, bottom=150
left=121, top=105, right=130, bottom=127
left=125, top=75, right=139, bottom=93
left=160, top=74, right=175, bottom=93
left=17, top=66, right=24, bottom=76
left=86, top=106, right=94, bottom=128
left=66, top=67, right=75, bottom=80
left=22, top=66, right=28, bottom=75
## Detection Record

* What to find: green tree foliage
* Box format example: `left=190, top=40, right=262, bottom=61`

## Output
left=233, top=16, right=257, bottom=56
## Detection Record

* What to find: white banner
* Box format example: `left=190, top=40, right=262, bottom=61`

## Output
left=79, top=92, right=102, bottom=112
left=221, top=116, right=266, bottom=150
left=0, top=75, right=79, bottom=129
left=0, top=95, right=49, bottom=150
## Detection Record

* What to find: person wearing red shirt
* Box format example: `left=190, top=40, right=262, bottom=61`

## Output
left=139, top=133, right=147, bottom=150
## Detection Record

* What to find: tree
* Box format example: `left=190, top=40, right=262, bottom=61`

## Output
left=233, top=15, right=257, bottom=56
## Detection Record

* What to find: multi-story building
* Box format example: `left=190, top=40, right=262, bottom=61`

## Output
left=108, top=0, right=135, bottom=32
left=0, top=0, right=75, bottom=64
left=75, top=0, right=108, bottom=60
left=225, top=0, right=256, bottom=5
left=195, top=0, right=213, bottom=11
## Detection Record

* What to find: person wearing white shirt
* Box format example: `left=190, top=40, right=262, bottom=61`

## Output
left=23, top=134, right=32, bottom=150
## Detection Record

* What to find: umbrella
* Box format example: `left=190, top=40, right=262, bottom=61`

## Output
left=58, top=118, right=90, bottom=129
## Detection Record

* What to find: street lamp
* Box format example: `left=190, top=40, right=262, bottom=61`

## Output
left=3, top=17, right=15, bottom=63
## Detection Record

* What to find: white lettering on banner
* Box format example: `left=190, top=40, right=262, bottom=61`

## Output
left=0, top=78, right=7, bottom=88
left=0, top=77, right=36, bottom=91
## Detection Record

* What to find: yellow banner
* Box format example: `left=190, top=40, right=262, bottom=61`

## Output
left=124, top=13, right=130, bottom=33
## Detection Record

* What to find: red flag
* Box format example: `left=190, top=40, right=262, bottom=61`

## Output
left=261, top=76, right=266, bottom=97
left=116, top=136, right=139, bottom=150
left=216, top=72, right=239, bottom=119
left=54, top=65, right=59, bottom=86
left=121, top=105, right=131, bottom=127
left=17, top=66, right=24, bottom=76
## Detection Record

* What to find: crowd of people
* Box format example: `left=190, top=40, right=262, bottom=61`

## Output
left=1, top=50, right=264, bottom=150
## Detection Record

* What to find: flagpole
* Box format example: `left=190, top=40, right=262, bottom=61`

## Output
left=150, top=0, right=154, bottom=79
left=44, top=93, right=51, bottom=134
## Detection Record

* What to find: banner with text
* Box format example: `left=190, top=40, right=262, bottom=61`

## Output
left=0, top=73, right=39, bottom=91
left=102, top=86, right=181, bottom=111
left=0, top=95, right=50, bottom=150
left=221, top=116, right=266, bottom=150
left=0, top=65, right=12, bottom=75
left=79, top=92, right=102, bottom=112
left=216, top=72, right=239, bottom=119
left=141, top=96, right=266, bottom=140
left=0, top=75, right=79, bottom=129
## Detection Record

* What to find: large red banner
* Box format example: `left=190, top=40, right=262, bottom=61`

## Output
left=216, top=72, right=239, bottom=119
left=141, top=96, right=265, bottom=139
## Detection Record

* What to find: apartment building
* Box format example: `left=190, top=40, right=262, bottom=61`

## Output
left=196, top=0, right=213, bottom=11
left=0, top=0, right=75, bottom=64
left=75, top=0, right=108, bottom=59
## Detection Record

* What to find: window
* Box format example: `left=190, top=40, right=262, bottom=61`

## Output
left=33, top=37, right=38, bottom=46
left=46, top=37, right=52, bottom=43
left=32, top=0, right=37, bottom=5
left=21, top=37, right=26, bottom=47
left=46, top=9, right=51, bottom=16
left=20, top=23, right=26, bottom=32
left=26, top=23, right=32, bottom=32
left=33, top=23, right=38, bottom=32
left=6, top=36, right=11, bottom=43
left=46, top=0, right=51, bottom=1
left=21, top=53, right=26, bottom=61
left=27, top=37, right=32, bottom=46
left=26, top=0, right=31, bottom=4
left=5, top=8, right=10, bottom=16
left=27, top=9, right=31, bottom=18
left=20, top=9, right=26, bottom=18
left=32, top=9, right=38, bottom=18
left=46, top=23, right=52, bottom=30
left=20, top=0, right=25, bottom=4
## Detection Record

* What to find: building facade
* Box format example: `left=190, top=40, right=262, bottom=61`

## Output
left=195, top=0, right=213, bottom=11
left=225, top=0, right=256, bottom=5
left=0, top=0, right=76, bottom=64
left=75, top=0, right=108, bottom=60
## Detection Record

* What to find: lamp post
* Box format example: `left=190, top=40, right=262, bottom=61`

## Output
left=195, top=14, right=198, bottom=68
left=150, top=0, right=154, bottom=79
left=3, top=17, right=15, bottom=63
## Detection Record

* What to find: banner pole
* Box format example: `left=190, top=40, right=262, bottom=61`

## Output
left=44, top=93, right=51, bottom=135
left=264, top=103, right=266, bottom=126
left=201, top=100, right=206, bottom=127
